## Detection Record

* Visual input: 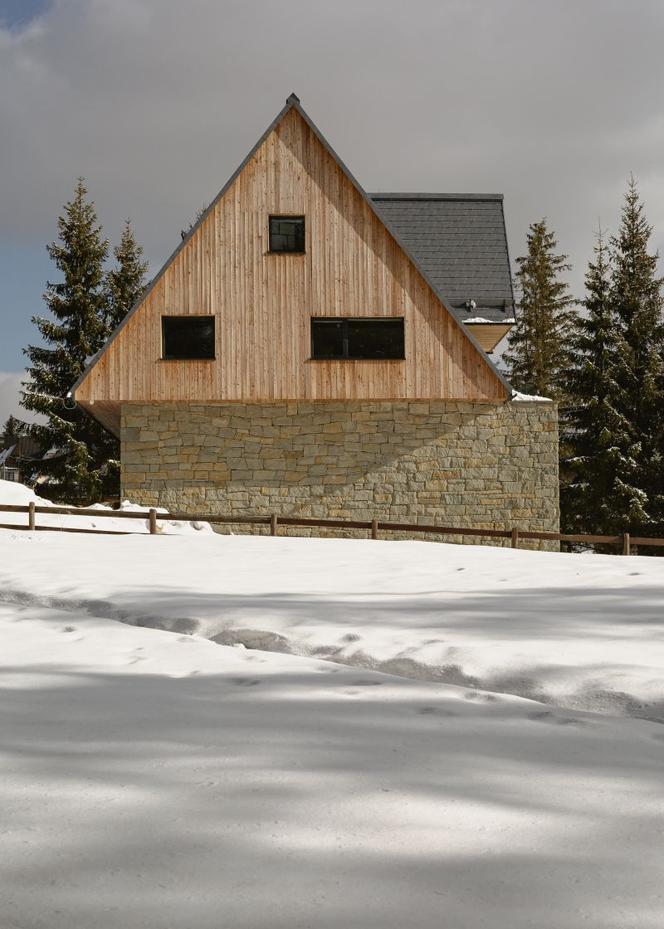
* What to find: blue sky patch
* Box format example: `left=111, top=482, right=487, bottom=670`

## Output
left=0, top=0, right=51, bottom=31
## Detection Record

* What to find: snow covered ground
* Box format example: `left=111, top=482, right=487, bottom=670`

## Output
left=2, top=529, right=664, bottom=719
left=0, top=479, right=211, bottom=534
left=1, top=516, right=664, bottom=927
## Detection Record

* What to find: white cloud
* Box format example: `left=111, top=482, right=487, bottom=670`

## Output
left=0, top=371, right=45, bottom=427
left=1, top=0, right=664, bottom=304
left=0, top=373, right=27, bottom=426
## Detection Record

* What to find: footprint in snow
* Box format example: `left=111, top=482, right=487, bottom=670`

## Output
left=341, top=633, right=361, bottom=643
left=62, top=626, right=76, bottom=633
left=464, top=692, right=499, bottom=703
left=527, top=710, right=583, bottom=726
left=417, top=706, right=456, bottom=716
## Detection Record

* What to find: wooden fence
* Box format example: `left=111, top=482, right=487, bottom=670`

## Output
left=1, top=501, right=664, bottom=554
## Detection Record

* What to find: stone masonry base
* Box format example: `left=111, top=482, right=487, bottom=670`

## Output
left=120, top=400, right=559, bottom=549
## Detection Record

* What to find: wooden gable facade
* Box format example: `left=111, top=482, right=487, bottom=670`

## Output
left=74, top=96, right=510, bottom=436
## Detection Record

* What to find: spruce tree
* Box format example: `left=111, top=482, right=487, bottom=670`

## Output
left=106, top=220, right=148, bottom=331
left=2, top=415, right=26, bottom=447
left=609, top=177, right=664, bottom=533
left=561, top=230, right=643, bottom=533
left=504, top=219, right=576, bottom=399
left=21, top=178, right=116, bottom=504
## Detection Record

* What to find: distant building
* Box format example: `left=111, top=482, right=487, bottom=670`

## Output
left=0, top=435, right=41, bottom=484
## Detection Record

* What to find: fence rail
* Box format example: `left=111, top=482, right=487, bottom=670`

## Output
left=1, top=502, right=664, bottom=554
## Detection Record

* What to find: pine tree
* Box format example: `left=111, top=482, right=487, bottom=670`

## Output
left=561, top=230, right=643, bottom=533
left=21, top=178, right=116, bottom=504
left=2, top=415, right=26, bottom=447
left=504, top=219, right=576, bottom=399
left=106, top=220, right=148, bottom=331
left=609, top=177, right=664, bottom=533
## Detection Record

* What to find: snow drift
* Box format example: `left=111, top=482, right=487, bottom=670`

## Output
left=0, top=478, right=211, bottom=534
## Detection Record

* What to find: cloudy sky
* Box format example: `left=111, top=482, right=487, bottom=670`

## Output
left=1, top=0, right=663, bottom=422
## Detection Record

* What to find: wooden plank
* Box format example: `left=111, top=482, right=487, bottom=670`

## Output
left=273, top=516, right=372, bottom=531
left=0, top=504, right=151, bottom=519
left=0, top=523, right=133, bottom=536
left=382, top=522, right=510, bottom=538
left=520, top=531, right=622, bottom=544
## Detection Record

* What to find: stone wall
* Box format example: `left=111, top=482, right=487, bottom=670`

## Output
left=120, top=400, right=559, bottom=547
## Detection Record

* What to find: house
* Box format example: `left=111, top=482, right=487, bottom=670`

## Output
left=73, top=94, right=559, bottom=542
left=0, top=434, right=41, bottom=484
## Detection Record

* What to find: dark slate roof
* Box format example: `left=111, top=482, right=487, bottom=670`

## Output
left=0, top=435, right=41, bottom=467
left=369, top=193, right=515, bottom=324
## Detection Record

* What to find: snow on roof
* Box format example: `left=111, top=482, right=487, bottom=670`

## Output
left=463, top=316, right=515, bottom=325
left=0, top=445, right=17, bottom=466
left=511, top=390, right=553, bottom=402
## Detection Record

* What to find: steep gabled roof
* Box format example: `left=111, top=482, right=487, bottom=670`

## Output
left=73, top=94, right=513, bottom=401
left=370, top=194, right=515, bottom=324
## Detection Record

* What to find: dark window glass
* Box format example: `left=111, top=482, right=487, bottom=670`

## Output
left=347, top=319, right=405, bottom=359
left=311, top=319, right=345, bottom=358
left=269, top=216, right=305, bottom=253
left=162, top=316, right=215, bottom=360
left=311, top=317, right=405, bottom=360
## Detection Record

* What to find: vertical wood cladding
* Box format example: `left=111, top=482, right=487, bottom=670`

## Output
left=76, top=107, right=507, bottom=413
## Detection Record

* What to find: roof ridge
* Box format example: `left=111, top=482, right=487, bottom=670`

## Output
left=369, top=192, right=504, bottom=201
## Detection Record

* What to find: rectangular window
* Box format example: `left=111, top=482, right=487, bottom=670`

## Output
left=269, top=215, right=305, bottom=253
left=162, top=316, right=215, bottom=360
left=311, top=317, right=405, bottom=360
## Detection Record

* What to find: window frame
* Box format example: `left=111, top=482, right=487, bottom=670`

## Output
left=268, top=215, right=306, bottom=255
left=310, top=316, right=406, bottom=361
left=161, top=314, right=216, bottom=361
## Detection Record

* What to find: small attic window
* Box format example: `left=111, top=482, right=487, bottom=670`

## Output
left=269, top=216, right=305, bottom=253
left=162, top=316, right=215, bottom=360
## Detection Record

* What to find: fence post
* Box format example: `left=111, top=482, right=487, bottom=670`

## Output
left=148, top=508, right=158, bottom=535
left=270, top=513, right=279, bottom=536
left=511, top=527, right=519, bottom=549
left=622, top=532, right=631, bottom=556
left=371, top=518, right=379, bottom=540
left=28, top=501, right=36, bottom=532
